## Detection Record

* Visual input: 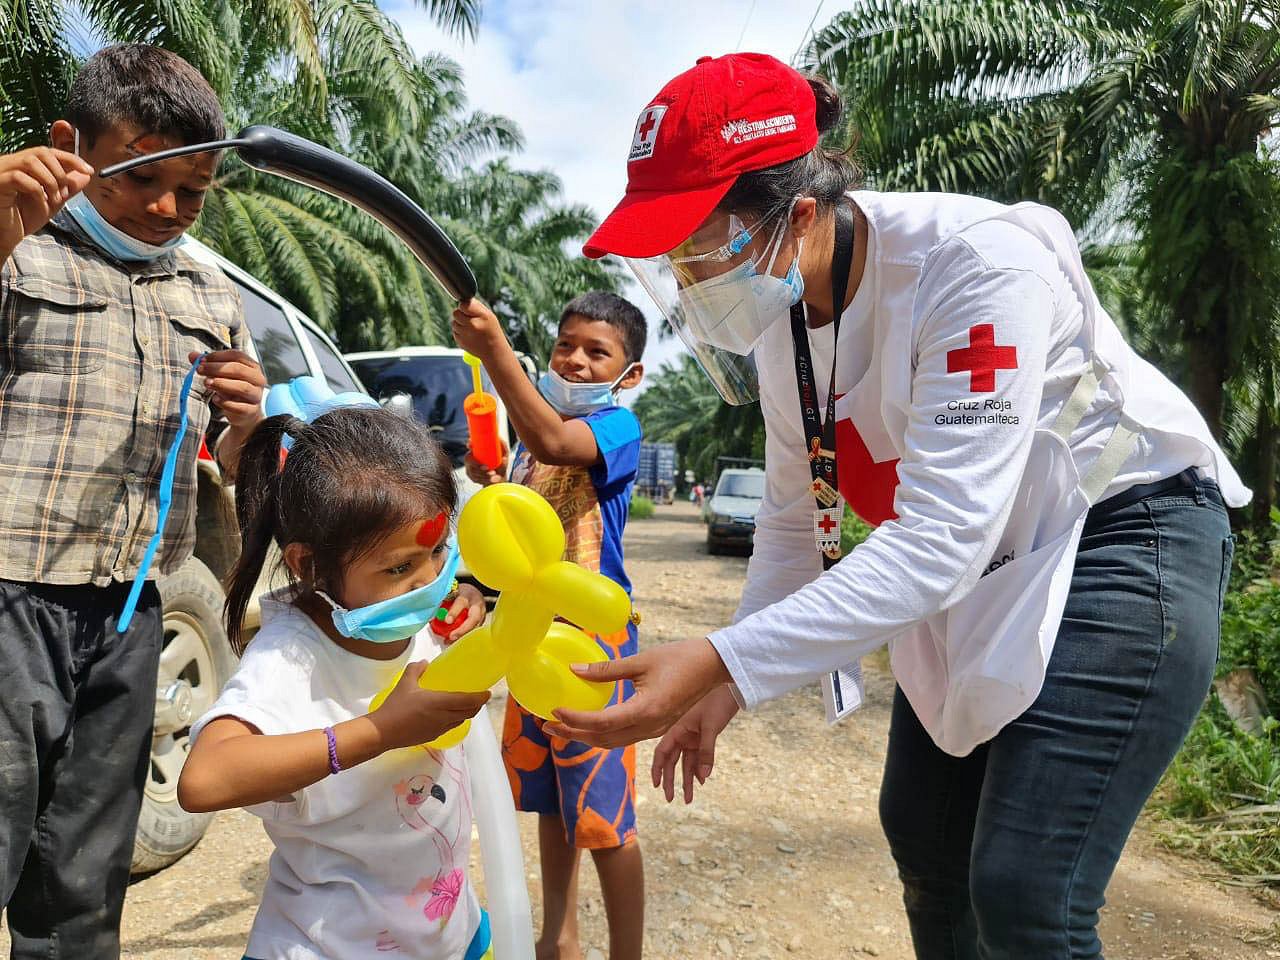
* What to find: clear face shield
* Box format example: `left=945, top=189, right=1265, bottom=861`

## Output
left=624, top=201, right=802, bottom=405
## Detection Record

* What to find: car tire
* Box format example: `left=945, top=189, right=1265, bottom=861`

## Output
left=131, top=557, right=236, bottom=876
left=706, top=537, right=722, bottom=556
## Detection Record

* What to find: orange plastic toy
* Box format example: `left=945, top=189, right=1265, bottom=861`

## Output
left=463, top=353, right=503, bottom=470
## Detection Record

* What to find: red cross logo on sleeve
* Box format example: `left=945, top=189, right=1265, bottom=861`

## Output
left=946, top=324, right=1018, bottom=392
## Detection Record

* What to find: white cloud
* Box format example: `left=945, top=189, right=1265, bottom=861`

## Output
left=388, top=0, right=838, bottom=400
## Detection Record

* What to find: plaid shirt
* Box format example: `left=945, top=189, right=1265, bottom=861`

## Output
left=0, top=212, right=243, bottom=587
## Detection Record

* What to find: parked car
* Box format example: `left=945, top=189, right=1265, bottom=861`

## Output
left=704, top=468, right=766, bottom=555
left=134, top=236, right=371, bottom=876
left=345, top=346, right=537, bottom=538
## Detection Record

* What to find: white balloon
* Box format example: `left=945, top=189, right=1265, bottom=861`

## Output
left=465, top=707, right=535, bottom=959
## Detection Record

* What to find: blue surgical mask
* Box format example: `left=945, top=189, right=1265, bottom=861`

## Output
left=63, top=192, right=183, bottom=262
left=318, top=539, right=462, bottom=644
left=538, top=364, right=636, bottom=417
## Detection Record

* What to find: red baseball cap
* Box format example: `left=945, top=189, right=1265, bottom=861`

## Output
left=583, top=53, right=818, bottom=260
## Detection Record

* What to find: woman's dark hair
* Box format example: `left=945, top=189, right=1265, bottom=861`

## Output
left=224, top=407, right=457, bottom=654
left=65, top=44, right=226, bottom=148
left=719, top=75, right=862, bottom=218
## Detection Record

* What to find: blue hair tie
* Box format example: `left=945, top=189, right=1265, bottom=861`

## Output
left=264, top=375, right=380, bottom=449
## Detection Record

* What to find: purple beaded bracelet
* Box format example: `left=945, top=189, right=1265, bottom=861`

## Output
left=323, top=726, right=341, bottom=775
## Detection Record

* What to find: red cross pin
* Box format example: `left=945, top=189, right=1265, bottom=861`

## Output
left=817, top=513, right=839, bottom=535
left=946, top=324, right=1018, bottom=392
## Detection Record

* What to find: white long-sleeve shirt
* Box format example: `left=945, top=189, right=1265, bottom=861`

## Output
left=709, top=191, right=1247, bottom=754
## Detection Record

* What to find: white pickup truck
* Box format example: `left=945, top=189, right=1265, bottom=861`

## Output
left=136, top=241, right=534, bottom=876
left=134, top=236, right=372, bottom=875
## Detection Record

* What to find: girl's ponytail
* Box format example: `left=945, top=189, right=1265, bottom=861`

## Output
left=224, top=414, right=299, bottom=655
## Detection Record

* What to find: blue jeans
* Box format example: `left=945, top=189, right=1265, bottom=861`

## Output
left=879, top=472, right=1234, bottom=959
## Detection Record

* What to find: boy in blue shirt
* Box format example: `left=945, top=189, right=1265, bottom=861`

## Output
left=453, top=292, right=645, bottom=960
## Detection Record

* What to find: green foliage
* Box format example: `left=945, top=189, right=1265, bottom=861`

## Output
left=1219, top=513, right=1280, bottom=706
left=841, top=508, right=872, bottom=556
left=810, top=0, right=1280, bottom=482
left=629, top=495, right=655, bottom=520
left=0, top=0, right=621, bottom=358
left=1156, top=701, right=1280, bottom=885
left=632, top=354, right=765, bottom=483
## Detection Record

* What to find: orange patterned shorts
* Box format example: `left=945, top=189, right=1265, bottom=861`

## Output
left=500, top=623, right=638, bottom=849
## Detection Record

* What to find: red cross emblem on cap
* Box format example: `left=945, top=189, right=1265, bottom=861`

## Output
left=946, top=324, right=1018, bottom=392
left=629, top=105, right=668, bottom=162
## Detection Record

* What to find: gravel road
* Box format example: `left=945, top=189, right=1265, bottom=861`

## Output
left=3, top=502, right=1276, bottom=959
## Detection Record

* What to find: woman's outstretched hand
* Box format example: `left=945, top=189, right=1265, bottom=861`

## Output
left=651, top=684, right=740, bottom=804
left=544, top=637, right=732, bottom=748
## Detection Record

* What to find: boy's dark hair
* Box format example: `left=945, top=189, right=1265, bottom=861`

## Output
left=66, top=44, right=225, bottom=147
left=560, top=291, right=648, bottom=364
left=224, top=407, right=457, bottom=655
left=719, top=74, right=862, bottom=218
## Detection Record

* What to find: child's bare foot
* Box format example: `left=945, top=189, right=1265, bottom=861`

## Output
left=535, top=937, right=584, bottom=960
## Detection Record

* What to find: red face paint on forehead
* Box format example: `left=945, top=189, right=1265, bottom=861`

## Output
left=416, top=511, right=449, bottom=548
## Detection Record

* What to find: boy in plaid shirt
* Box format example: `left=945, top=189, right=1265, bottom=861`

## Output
left=0, top=44, right=265, bottom=957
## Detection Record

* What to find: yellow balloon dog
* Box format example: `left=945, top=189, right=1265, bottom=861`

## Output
left=371, top=483, right=631, bottom=748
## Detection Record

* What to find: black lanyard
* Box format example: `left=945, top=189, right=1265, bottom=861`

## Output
left=790, top=201, right=855, bottom=570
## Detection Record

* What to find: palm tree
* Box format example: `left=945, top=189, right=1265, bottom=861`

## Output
left=200, top=53, right=622, bottom=354
left=809, top=0, right=1280, bottom=429
left=2, top=0, right=474, bottom=149
left=191, top=18, right=513, bottom=346
left=3, top=0, right=621, bottom=358
left=633, top=355, right=764, bottom=483
left=437, top=160, right=628, bottom=359
left=809, top=0, right=1280, bottom=515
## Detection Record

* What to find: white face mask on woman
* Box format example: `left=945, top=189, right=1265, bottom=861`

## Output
left=625, top=197, right=809, bottom=405
left=674, top=200, right=805, bottom=356
left=677, top=236, right=804, bottom=355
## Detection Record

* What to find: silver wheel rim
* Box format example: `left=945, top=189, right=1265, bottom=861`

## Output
left=147, top=611, right=218, bottom=806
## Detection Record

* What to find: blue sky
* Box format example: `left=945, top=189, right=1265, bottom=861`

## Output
left=387, top=0, right=843, bottom=394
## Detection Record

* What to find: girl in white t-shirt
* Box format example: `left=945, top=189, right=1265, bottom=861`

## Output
left=179, top=406, right=495, bottom=960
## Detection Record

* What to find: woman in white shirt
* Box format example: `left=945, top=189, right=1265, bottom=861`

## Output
left=546, top=52, right=1246, bottom=959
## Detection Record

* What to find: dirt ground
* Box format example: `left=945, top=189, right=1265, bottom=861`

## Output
left=4, top=501, right=1277, bottom=959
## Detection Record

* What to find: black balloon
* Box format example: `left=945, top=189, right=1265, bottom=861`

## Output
left=99, top=125, right=478, bottom=303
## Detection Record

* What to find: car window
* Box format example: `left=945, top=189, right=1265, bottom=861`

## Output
left=301, top=327, right=361, bottom=394
left=347, top=355, right=477, bottom=468
left=234, top=281, right=309, bottom=385
left=717, top=473, right=765, bottom=499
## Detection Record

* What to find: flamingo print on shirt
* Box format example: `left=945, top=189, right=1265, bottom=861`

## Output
left=394, top=748, right=473, bottom=926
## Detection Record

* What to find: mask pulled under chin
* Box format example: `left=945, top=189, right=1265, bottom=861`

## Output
left=538, top=364, right=635, bottom=416
left=63, top=192, right=183, bottom=262
left=320, top=540, right=461, bottom=643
